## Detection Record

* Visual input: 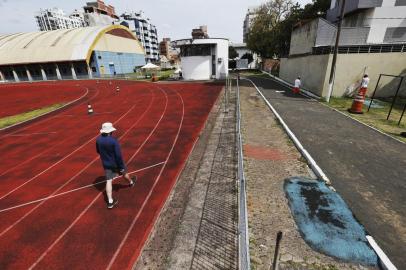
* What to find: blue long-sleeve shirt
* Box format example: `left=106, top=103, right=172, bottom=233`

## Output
left=96, top=135, right=125, bottom=170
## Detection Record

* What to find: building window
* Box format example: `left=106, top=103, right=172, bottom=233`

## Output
left=98, top=55, right=102, bottom=59
left=180, top=45, right=212, bottom=57
left=395, top=0, right=406, bottom=6
left=384, top=27, right=406, bottom=43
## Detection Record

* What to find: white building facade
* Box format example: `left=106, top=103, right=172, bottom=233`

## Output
left=35, top=8, right=86, bottom=31
left=120, top=11, right=159, bottom=63
left=327, top=0, right=406, bottom=44
left=174, top=38, right=229, bottom=80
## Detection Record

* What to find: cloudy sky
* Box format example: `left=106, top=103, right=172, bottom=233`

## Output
left=0, top=0, right=312, bottom=43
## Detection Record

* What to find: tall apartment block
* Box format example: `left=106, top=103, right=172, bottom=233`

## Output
left=35, top=8, right=86, bottom=31
left=327, top=0, right=406, bottom=44
left=83, top=0, right=119, bottom=26
left=120, top=11, right=160, bottom=63
left=35, top=0, right=118, bottom=32
left=243, top=7, right=258, bottom=43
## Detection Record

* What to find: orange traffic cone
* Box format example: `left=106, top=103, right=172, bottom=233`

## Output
left=348, top=93, right=365, bottom=114
left=87, top=103, right=94, bottom=115
left=348, top=87, right=367, bottom=114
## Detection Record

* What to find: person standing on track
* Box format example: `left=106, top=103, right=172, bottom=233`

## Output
left=293, top=76, right=301, bottom=94
left=96, top=122, right=136, bottom=209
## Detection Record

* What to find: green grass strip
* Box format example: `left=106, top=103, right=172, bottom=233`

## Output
left=0, top=103, right=65, bottom=129
left=323, top=97, right=406, bottom=143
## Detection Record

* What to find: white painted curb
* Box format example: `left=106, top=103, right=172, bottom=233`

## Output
left=244, top=77, right=398, bottom=270
left=243, top=78, right=331, bottom=185
left=366, top=236, right=398, bottom=270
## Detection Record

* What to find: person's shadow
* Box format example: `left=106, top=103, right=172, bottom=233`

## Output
left=92, top=176, right=131, bottom=203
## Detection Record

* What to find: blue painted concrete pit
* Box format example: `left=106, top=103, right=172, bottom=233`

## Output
left=284, top=177, right=378, bottom=266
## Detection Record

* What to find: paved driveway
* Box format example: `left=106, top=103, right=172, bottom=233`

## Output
left=243, top=76, right=406, bottom=268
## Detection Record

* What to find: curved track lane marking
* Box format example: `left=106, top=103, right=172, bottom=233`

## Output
left=0, top=88, right=155, bottom=238
left=0, top=161, right=165, bottom=213
left=0, top=87, right=149, bottom=200
left=0, top=85, right=93, bottom=137
left=107, top=87, right=185, bottom=270
left=28, top=85, right=169, bottom=269
left=0, top=96, right=148, bottom=179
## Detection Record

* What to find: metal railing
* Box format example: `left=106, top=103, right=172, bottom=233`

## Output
left=312, top=43, right=406, bottom=55
left=233, top=76, right=251, bottom=270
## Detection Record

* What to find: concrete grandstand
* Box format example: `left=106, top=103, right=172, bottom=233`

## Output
left=0, top=25, right=145, bottom=82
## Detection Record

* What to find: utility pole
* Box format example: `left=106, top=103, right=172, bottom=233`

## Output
left=326, top=0, right=346, bottom=103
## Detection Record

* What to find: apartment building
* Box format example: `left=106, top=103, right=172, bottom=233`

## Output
left=35, top=8, right=86, bottom=31
left=243, top=6, right=259, bottom=43
left=83, top=0, right=119, bottom=26
left=120, top=11, right=159, bottom=63
left=327, top=0, right=406, bottom=44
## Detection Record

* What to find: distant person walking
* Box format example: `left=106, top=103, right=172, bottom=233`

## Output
left=359, top=74, right=370, bottom=96
left=293, top=77, right=301, bottom=94
left=96, top=122, right=136, bottom=209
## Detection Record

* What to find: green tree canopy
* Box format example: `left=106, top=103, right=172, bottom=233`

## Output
left=229, top=46, right=239, bottom=59
left=247, top=0, right=330, bottom=58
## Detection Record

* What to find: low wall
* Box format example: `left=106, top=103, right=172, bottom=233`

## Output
left=280, top=55, right=330, bottom=97
left=280, top=52, right=406, bottom=97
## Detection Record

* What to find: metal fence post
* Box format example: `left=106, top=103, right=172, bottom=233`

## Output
left=236, top=77, right=251, bottom=270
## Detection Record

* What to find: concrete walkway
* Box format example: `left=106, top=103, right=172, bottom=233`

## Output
left=243, top=76, right=406, bottom=268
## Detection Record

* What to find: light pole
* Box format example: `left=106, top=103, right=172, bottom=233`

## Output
left=326, top=0, right=346, bottom=103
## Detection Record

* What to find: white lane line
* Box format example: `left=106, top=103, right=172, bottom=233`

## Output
left=0, top=98, right=147, bottom=179
left=0, top=162, right=165, bottom=214
left=0, top=93, right=143, bottom=200
left=107, top=87, right=184, bottom=270
left=0, top=89, right=154, bottom=238
left=5, top=132, right=57, bottom=137
left=29, top=85, right=168, bottom=269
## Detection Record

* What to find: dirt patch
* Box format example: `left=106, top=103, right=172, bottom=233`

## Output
left=244, top=144, right=295, bottom=161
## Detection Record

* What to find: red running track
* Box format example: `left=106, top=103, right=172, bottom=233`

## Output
left=0, top=80, right=222, bottom=269
left=0, top=81, right=92, bottom=118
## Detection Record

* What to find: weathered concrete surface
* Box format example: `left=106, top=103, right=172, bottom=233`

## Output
left=244, top=75, right=406, bottom=269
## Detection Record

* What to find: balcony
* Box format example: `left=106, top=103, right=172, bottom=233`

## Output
left=327, top=0, right=382, bottom=22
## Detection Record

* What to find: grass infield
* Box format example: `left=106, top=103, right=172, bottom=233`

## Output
left=0, top=103, right=64, bottom=129
left=324, top=97, right=406, bottom=143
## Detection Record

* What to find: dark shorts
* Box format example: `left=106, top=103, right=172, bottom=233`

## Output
left=104, top=168, right=127, bottom=180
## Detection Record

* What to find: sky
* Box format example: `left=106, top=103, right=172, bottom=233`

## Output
left=0, top=0, right=312, bottom=43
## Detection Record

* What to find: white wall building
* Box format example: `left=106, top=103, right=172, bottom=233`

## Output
left=120, top=11, right=159, bottom=63
left=327, top=0, right=406, bottom=44
left=174, top=38, right=229, bottom=80
left=35, top=8, right=86, bottom=31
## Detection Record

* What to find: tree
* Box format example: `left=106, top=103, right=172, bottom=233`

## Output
left=229, top=46, right=239, bottom=59
left=241, top=53, right=254, bottom=64
left=247, top=0, right=295, bottom=58
left=247, top=0, right=331, bottom=58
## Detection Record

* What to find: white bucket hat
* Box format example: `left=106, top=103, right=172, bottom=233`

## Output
left=100, top=122, right=116, bottom=134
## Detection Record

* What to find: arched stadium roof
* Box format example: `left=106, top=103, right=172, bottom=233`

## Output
left=0, top=25, right=144, bottom=66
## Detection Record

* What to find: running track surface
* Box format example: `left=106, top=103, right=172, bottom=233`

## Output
left=0, top=81, right=89, bottom=118
left=0, top=80, right=222, bottom=269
